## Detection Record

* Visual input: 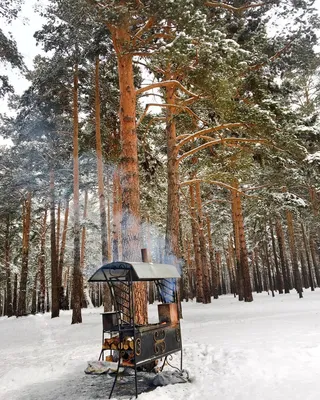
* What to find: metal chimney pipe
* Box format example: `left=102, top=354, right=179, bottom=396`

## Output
left=141, top=248, right=150, bottom=263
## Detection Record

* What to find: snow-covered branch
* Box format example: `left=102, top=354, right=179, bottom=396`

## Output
left=178, top=138, right=267, bottom=162
left=205, top=1, right=267, bottom=13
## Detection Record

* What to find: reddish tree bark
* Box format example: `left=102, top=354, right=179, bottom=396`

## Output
left=72, top=63, right=82, bottom=324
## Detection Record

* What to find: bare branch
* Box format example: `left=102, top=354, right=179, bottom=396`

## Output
left=180, top=95, right=207, bottom=106
left=178, top=138, right=267, bottom=162
left=181, top=178, right=240, bottom=193
left=137, top=103, right=171, bottom=128
left=136, top=80, right=199, bottom=98
left=180, top=178, right=260, bottom=198
left=137, top=102, right=208, bottom=127
left=133, top=17, right=155, bottom=40
left=176, top=123, right=247, bottom=150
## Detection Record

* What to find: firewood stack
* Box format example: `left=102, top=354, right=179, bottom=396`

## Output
left=103, top=336, right=135, bottom=365
left=103, top=336, right=134, bottom=350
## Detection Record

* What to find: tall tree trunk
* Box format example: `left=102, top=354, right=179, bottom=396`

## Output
left=189, top=184, right=204, bottom=302
left=5, top=215, right=13, bottom=317
left=264, top=238, right=274, bottom=297
left=301, top=223, right=314, bottom=291
left=275, top=219, right=291, bottom=293
left=80, top=189, right=90, bottom=308
left=252, top=252, right=258, bottom=293
left=215, top=250, right=222, bottom=295
left=64, top=266, right=71, bottom=310
left=299, top=249, right=309, bottom=289
left=56, top=200, right=64, bottom=311
left=163, top=81, right=184, bottom=315
left=50, top=170, right=59, bottom=318
left=94, top=57, right=112, bottom=312
left=39, top=208, right=47, bottom=314
left=231, top=189, right=243, bottom=300
left=31, top=272, right=38, bottom=315
left=206, top=215, right=219, bottom=299
left=225, top=242, right=235, bottom=295
left=285, top=209, right=303, bottom=298
left=185, top=237, right=194, bottom=299
left=107, top=176, right=112, bottom=261
left=164, top=84, right=180, bottom=263
left=72, top=62, right=82, bottom=324
left=80, top=190, right=88, bottom=269
left=236, top=189, right=253, bottom=302
left=228, top=236, right=237, bottom=295
left=146, top=215, right=155, bottom=304
left=13, top=273, right=18, bottom=315
left=112, top=170, right=122, bottom=261
left=46, top=280, right=50, bottom=312
left=270, top=220, right=283, bottom=293
left=253, top=249, right=263, bottom=293
left=195, top=181, right=211, bottom=303
left=56, top=200, right=61, bottom=265
left=17, top=192, right=32, bottom=317
left=309, top=236, right=320, bottom=287
left=1, top=290, right=5, bottom=317
left=111, top=26, right=146, bottom=324
left=58, top=197, right=69, bottom=309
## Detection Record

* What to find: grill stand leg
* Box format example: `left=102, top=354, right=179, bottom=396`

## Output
left=134, top=362, right=138, bottom=398
left=108, top=356, right=121, bottom=399
left=160, top=356, right=167, bottom=372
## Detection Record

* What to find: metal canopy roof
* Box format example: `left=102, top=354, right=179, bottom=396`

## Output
left=88, top=261, right=180, bottom=282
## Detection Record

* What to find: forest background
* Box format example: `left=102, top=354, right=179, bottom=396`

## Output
left=1, top=0, right=320, bottom=324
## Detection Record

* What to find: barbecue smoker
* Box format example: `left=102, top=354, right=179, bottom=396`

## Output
left=88, top=260, right=183, bottom=399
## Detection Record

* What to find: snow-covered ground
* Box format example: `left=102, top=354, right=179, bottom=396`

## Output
left=1, top=290, right=320, bottom=400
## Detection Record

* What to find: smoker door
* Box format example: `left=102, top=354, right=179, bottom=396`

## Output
left=135, top=323, right=182, bottom=366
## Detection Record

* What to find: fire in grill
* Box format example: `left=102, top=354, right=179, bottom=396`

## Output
left=88, top=258, right=183, bottom=398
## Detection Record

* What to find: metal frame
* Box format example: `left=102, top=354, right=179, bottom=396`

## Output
left=90, top=263, right=183, bottom=399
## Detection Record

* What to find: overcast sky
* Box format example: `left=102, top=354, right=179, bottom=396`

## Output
left=0, top=0, right=47, bottom=98
left=0, top=0, right=47, bottom=144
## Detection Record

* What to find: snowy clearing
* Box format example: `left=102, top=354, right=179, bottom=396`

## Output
left=1, top=290, right=320, bottom=400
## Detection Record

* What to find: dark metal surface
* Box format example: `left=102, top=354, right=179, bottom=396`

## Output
left=135, top=323, right=182, bottom=366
